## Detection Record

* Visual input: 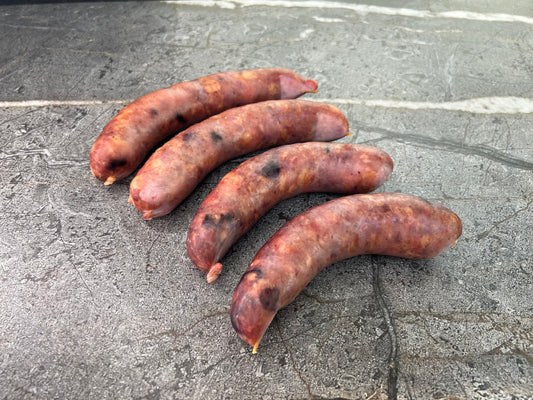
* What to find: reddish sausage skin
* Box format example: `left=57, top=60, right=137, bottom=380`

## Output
left=90, top=68, right=318, bottom=184
left=230, top=193, right=462, bottom=353
left=186, top=142, right=393, bottom=283
left=129, top=100, right=349, bottom=219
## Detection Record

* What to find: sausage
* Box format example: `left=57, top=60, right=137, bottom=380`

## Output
left=230, top=193, right=462, bottom=353
left=129, top=100, right=349, bottom=219
left=90, top=68, right=318, bottom=184
left=187, top=142, right=394, bottom=283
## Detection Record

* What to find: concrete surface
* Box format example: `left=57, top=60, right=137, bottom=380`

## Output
left=1, top=1, right=532, bottom=399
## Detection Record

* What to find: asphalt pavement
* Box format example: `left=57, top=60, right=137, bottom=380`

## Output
left=1, top=1, right=532, bottom=399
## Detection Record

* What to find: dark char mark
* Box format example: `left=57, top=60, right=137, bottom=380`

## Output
left=242, top=267, right=263, bottom=280
left=260, top=287, right=280, bottom=312
left=381, top=204, right=392, bottom=213
left=202, top=214, right=215, bottom=226
left=210, top=131, right=223, bottom=143
left=260, top=159, right=280, bottom=179
left=237, top=267, right=263, bottom=286
left=107, top=158, right=127, bottom=170
left=150, top=108, right=159, bottom=117
left=182, top=130, right=195, bottom=141
left=176, top=112, right=187, bottom=124
left=222, top=212, right=233, bottom=222
left=202, top=213, right=234, bottom=227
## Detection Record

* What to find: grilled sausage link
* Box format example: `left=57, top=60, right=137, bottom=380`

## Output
left=230, top=193, right=463, bottom=353
left=90, top=68, right=318, bottom=184
left=187, top=142, right=393, bottom=283
left=129, top=100, right=349, bottom=219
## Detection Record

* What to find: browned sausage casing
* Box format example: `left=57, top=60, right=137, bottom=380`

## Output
left=230, top=193, right=463, bottom=353
left=129, top=100, right=349, bottom=219
left=90, top=68, right=318, bottom=184
left=186, top=142, right=394, bottom=283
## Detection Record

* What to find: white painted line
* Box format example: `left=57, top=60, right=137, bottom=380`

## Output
left=175, top=0, right=236, bottom=8
left=312, top=16, right=345, bottom=23
left=168, top=0, right=533, bottom=25
left=1, top=96, right=532, bottom=114
left=312, top=96, right=533, bottom=114
left=299, top=28, right=315, bottom=39
left=0, top=99, right=129, bottom=108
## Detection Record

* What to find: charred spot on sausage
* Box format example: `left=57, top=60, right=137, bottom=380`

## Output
left=176, top=112, right=187, bottom=124
left=150, top=108, right=159, bottom=117
left=242, top=267, right=263, bottom=280
left=202, top=214, right=216, bottom=227
left=182, top=130, right=195, bottom=141
left=202, top=212, right=233, bottom=227
left=222, top=212, right=234, bottom=222
left=260, top=159, right=280, bottom=179
left=236, top=267, right=263, bottom=285
left=107, top=158, right=127, bottom=170
left=210, top=131, right=223, bottom=143
left=259, top=287, right=280, bottom=312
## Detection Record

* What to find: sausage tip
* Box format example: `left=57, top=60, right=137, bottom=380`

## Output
left=206, top=263, right=223, bottom=283
left=304, top=79, right=318, bottom=93
left=104, top=176, right=116, bottom=185
left=252, top=343, right=259, bottom=354
left=313, top=109, right=349, bottom=141
left=279, top=75, right=318, bottom=99
left=127, top=195, right=133, bottom=204
left=143, top=211, right=153, bottom=220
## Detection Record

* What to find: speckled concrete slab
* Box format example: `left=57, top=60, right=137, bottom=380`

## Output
left=0, top=1, right=532, bottom=399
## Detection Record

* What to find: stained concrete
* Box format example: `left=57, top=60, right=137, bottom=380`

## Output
left=0, top=1, right=532, bottom=399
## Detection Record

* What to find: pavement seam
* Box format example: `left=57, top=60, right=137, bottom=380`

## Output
left=372, top=260, right=399, bottom=400
left=477, top=195, right=533, bottom=239
left=353, top=121, right=533, bottom=171
left=139, top=309, right=229, bottom=341
left=274, top=318, right=314, bottom=400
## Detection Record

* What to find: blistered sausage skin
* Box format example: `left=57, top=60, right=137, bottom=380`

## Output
left=186, top=142, right=393, bottom=283
left=129, top=100, right=349, bottom=219
left=230, top=193, right=463, bottom=353
left=90, top=68, right=318, bottom=184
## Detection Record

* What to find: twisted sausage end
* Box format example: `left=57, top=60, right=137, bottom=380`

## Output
left=231, top=267, right=279, bottom=352
left=104, top=176, right=116, bottom=186
left=279, top=73, right=318, bottom=99
left=206, top=263, right=223, bottom=283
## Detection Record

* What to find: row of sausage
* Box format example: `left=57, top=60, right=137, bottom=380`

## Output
left=90, top=68, right=462, bottom=353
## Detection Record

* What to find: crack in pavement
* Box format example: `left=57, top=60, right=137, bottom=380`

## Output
left=299, top=291, right=352, bottom=359
left=477, top=195, right=533, bottom=239
left=140, top=309, right=229, bottom=341
left=0, top=148, right=89, bottom=166
left=395, top=309, right=533, bottom=322
left=353, top=121, right=533, bottom=171
left=301, top=290, right=351, bottom=305
left=372, top=260, right=399, bottom=400
left=274, top=318, right=314, bottom=400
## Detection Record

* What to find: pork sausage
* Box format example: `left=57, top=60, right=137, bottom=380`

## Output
left=187, top=142, right=393, bottom=283
left=129, top=100, right=349, bottom=219
left=230, top=193, right=462, bottom=353
left=90, top=68, right=318, bottom=184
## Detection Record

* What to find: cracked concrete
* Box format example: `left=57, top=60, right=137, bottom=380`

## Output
left=372, top=262, right=399, bottom=400
left=1, top=1, right=532, bottom=399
